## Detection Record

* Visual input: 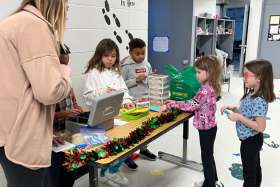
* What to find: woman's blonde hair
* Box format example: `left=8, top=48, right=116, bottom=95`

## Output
left=15, top=0, right=68, bottom=46
left=195, top=55, right=222, bottom=96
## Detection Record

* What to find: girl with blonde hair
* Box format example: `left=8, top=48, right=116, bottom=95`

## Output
left=0, top=0, right=71, bottom=186
left=162, top=55, right=222, bottom=187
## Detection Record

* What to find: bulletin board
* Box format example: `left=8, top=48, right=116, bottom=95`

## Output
left=268, top=15, right=280, bottom=41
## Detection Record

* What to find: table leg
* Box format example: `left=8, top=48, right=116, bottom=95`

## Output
left=158, top=120, right=203, bottom=172
left=89, top=164, right=99, bottom=187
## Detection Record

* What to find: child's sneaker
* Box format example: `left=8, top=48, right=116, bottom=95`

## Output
left=139, top=149, right=157, bottom=161
left=194, top=181, right=203, bottom=187
left=99, top=172, right=128, bottom=187
left=124, top=158, right=138, bottom=171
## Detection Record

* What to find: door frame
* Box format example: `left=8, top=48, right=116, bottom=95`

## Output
left=257, top=0, right=265, bottom=57
left=239, top=3, right=250, bottom=76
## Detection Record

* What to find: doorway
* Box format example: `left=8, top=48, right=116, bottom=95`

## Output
left=226, top=4, right=250, bottom=75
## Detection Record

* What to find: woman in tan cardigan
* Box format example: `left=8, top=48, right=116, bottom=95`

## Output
left=0, top=0, right=71, bottom=186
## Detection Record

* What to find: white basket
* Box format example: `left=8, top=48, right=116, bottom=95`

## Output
left=149, top=96, right=169, bottom=105
left=149, top=91, right=170, bottom=98
left=149, top=81, right=169, bottom=89
left=148, top=74, right=169, bottom=81
left=148, top=74, right=169, bottom=86
left=149, top=87, right=170, bottom=94
left=136, top=101, right=150, bottom=108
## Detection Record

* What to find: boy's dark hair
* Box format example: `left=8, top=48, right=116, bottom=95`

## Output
left=242, top=59, right=276, bottom=102
left=129, top=38, right=146, bottom=51
left=60, top=43, right=71, bottom=55
left=85, top=38, right=120, bottom=74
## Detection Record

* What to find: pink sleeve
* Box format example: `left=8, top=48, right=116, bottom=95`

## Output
left=166, top=87, right=208, bottom=112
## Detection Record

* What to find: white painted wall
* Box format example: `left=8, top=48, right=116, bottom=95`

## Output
left=0, top=0, right=21, bottom=19
left=193, top=0, right=217, bottom=17
left=0, top=0, right=148, bottom=107
left=191, top=0, right=217, bottom=63
left=245, top=0, right=263, bottom=62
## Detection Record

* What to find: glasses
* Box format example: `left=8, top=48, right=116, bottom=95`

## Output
left=243, top=71, right=255, bottom=80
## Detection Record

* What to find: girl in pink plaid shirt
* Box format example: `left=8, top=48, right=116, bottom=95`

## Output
left=163, top=55, right=222, bottom=187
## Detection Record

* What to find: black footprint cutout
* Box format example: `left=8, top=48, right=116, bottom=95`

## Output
left=102, top=8, right=111, bottom=25
left=105, top=0, right=110, bottom=12
left=113, top=14, right=121, bottom=27
left=125, top=30, right=134, bottom=40
left=114, top=31, right=122, bottom=43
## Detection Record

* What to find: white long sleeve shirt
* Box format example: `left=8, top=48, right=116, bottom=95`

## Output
left=83, top=68, right=132, bottom=106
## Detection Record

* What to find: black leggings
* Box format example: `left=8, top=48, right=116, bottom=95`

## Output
left=199, top=126, right=218, bottom=187
left=0, top=147, right=48, bottom=187
left=47, top=152, right=75, bottom=187
left=241, top=133, right=263, bottom=187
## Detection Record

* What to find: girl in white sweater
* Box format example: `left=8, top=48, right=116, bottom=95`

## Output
left=83, top=38, right=132, bottom=187
left=83, top=38, right=133, bottom=108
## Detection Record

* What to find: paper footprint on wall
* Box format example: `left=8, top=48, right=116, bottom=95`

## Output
left=113, top=13, right=121, bottom=27
left=105, top=0, right=110, bottom=12
left=114, top=31, right=122, bottom=43
left=102, top=8, right=111, bottom=25
left=125, top=29, right=134, bottom=40
left=229, top=163, right=243, bottom=181
left=101, top=0, right=136, bottom=49
left=100, top=0, right=138, bottom=51
left=125, top=29, right=134, bottom=50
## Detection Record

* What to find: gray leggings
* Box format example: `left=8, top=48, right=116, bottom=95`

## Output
left=0, top=147, right=49, bottom=187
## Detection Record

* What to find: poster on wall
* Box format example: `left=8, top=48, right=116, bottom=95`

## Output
left=153, top=37, right=169, bottom=52
left=268, top=15, right=280, bottom=41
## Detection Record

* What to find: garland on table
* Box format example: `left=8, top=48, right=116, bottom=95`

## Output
left=63, top=108, right=182, bottom=171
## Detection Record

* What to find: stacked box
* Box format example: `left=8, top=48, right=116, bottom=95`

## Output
left=135, top=97, right=150, bottom=108
left=148, top=74, right=170, bottom=105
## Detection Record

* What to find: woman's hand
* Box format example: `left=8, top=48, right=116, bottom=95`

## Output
left=55, top=110, right=80, bottom=120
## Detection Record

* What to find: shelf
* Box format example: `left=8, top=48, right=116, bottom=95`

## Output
left=217, top=33, right=233, bottom=35
left=197, top=33, right=214, bottom=36
left=194, top=16, right=235, bottom=60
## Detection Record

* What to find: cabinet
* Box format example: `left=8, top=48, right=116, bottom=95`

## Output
left=194, top=17, right=235, bottom=59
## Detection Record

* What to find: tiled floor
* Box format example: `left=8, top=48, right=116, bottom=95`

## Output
left=1, top=76, right=280, bottom=187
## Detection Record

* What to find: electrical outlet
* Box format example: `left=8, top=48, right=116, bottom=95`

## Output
left=182, top=60, right=189, bottom=65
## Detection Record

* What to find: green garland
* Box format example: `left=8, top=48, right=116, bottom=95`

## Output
left=63, top=109, right=182, bottom=171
